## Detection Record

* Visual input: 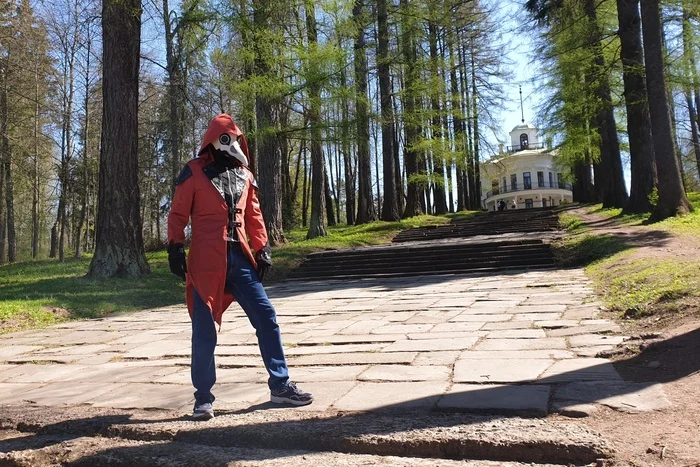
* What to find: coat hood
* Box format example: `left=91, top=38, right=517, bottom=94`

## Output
left=198, top=113, right=251, bottom=166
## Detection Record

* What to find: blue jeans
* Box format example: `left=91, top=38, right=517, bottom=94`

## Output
left=191, top=243, right=289, bottom=404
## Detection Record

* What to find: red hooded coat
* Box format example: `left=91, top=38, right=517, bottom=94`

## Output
left=167, top=114, right=268, bottom=325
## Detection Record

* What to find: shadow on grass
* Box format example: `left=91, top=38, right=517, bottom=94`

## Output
left=2, top=327, right=699, bottom=464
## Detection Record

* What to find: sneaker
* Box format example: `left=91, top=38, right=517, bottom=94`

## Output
left=270, top=382, right=313, bottom=406
left=192, top=401, right=214, bottom=420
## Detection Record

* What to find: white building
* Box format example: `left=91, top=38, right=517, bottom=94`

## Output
left=480, top=122, right=573, bottom=211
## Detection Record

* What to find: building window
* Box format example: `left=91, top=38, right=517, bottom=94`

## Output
left=537, top=171, right=545, bottom=188
left=525, top=198, right=534, bottom=209
left=548, top=172, right=553, bottom=188
left=491, top=179, right=499, bottom=195
left=542, top=199, right=548, bottom=207
left=502, top=176, right=507, bottom=192
left=520, top=133, right=529, bottom=149
left=523, top=172, right=532, bottom=189
left=557, top=172, right=564, bottom=188
left=510, top=174, right=517, bottom=191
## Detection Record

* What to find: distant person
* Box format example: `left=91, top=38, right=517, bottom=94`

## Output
left=498, top=200, right=506, bottom=211
left=511, top=201, right=517, bottom=210
left=167, top=113, right=312, bottom=420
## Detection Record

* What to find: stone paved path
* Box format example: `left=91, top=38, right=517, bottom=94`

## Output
left=0, top=268, right=669, bottom=416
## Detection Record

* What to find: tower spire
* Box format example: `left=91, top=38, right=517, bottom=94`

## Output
left=519, top=85, right=525, bottom=123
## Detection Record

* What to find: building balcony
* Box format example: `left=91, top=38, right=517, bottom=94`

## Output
left=485, top=181, right=572, bottom=199
left=506, top=142, right=546, bottom=152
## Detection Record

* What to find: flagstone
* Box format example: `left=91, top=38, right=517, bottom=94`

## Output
left=484, top=329, right=547, bottom=339
left=481, top=321, right=534, bottom=330
left=453, top=358, right=552, bottom=383
left=568, top=334, right=626, bottom=348
left=88, top=382, right=190, bottom=410
left=0, top=345, right=45, bottom=359
left=297, top=334, right=404, bottom=345
left=286, top=365, right=369, bottom=382
left=359, top=365, right=450, bottom=382
left=553, top=381, right=671, bottom=413
left=338, top=320, right=390, bottom=335
left=546, top=324, right=621, bottom=337
left=382, top=337, right=478, bottom=353
left=511, top=313, right=562, bottom=321
left=0, top=364, right=88, bottom=383
left=332, top=381, right=447, bottom=412
left=22, top=382, right=125, bottom=406
left=289, top=352, right=417, bottom=366
left=475, top=337, right=567, bottom=351
left=413, top=351, right=460, bottom=366
left=539, top=358, right=622, bottom=383
left=437, top=384, right=550, bottom=416
left=458, top=349, right=575, bottom=360
left=284, top=343, right=387, bottom=356
left=450, top=314, right=510, bottom=323
left=371, top=324, right=434, bottom=334
left=431, top=322, right=484, bottom=332
left=407, top=331, right=487, bottom=340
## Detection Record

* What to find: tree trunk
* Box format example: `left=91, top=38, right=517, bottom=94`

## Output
left=0, top=81, right=10, bottom=263
left=583, top=0, right=628, bottom=208
left=353, top=0, right=376, bottom=224
left=163, top=0, right=182, bottom=203
left=617, top=0, right=656, bottom=213
left=33, top=55, right=40, bottom=259
left=324, top=168, right=336, bottom=226
left=254, top=0, right=284, bottom=245
left=88, top=0, right=150, bottom=278
left=640, top=0, right=692, bottom=220
left=681, top=3, right=700, bottom=179
left=377, top=0, right=399, bottom=221
left=305, top=1, right=327, bottom=239
left=400, top=0, right=421, bottom=219
left=428, top=15, right=447, bottom=215
left=76, top=31, right=92, bottom=258
left=470, top=46, right=481, bottom=211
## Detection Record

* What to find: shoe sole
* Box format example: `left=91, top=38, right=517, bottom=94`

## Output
left=270, top=395, right=313, bottom=406
left=192, top=411, right=214, bottom=420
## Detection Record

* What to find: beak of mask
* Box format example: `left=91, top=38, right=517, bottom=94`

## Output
left=212, top=133, right=248, bottom=167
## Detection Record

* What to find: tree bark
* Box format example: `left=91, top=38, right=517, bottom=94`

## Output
left=163, top=0, right=183, bottom=204
left=305, top=1, right=327, bottom=239
left=400, top=0, right=422, bottom=218
left=253, top=0, right=285, bottom=245
left=640, top=0, right=692, bottom=220
left=617, top=0, right=656, bottom=213
left=88, top=0, right=150, bottom=277
left=583, top=0, right=628, bottom=208
left=681, top=3, right=700, bottom=179
left=377, top=0, right=399, bottom=221
left=428, top=13, right=447, bottom=215
left=353, top=0, right=376, bottom=224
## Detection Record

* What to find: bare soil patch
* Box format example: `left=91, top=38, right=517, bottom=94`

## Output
left=567, top=207, right=700, bottom=466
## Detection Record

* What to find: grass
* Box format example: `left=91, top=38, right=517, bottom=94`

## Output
left=587, top=257, right=700, bottom=318
left=557, top=192, right=700, bottom=320
left=558, top=212, right=588, bottom=232
left=0, top=251, right=185, bottom=333
left=0, top=212, right=464, bottom=333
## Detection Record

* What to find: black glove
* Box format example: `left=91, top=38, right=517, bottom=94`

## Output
left=255, top=244, right=272, bottom=282
left=168, top=242, right=187, bottom=281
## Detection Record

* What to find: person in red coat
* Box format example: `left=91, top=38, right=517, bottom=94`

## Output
left=167, top=113, right=312, bottom=420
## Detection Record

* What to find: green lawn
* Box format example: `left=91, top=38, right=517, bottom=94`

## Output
left=0, top=213, right=459, bottom=333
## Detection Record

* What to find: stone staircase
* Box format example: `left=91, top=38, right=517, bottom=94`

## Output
left=289, top=208, right=562, bottom=280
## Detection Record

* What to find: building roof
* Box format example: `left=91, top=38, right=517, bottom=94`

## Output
left=511, top=122, right=537, bottom=131
left=484, top=147, right=557, bottom=166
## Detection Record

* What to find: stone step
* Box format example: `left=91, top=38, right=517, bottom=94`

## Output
left=0, top=405, right=613, bottom=465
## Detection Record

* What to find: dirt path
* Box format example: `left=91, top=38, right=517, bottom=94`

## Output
left=567, top=206, right=700, bottom=466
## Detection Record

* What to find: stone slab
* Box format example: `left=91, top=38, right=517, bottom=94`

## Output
left=554, top=381, right=671, bottom=413
left=21, top=382, right=125, bottom=406
left=454, top=359, right=553, bottom=383
left=0, top=364, right=88, bottom=383
left=0, top=345, right=45, bottom=358
left=273, top=380, right=357, bottom=412
left=371, top=324, right=434, bottom=334
left=382, top=337, right=478, bottom=352
left=485, top=329, right=547, bottom=339
left=121, top=340, right=191, bottom=360
left=284, top=343, right=387, bottom=356
left=437, top=384, right=551, bottom=416
left=449, top=314, right=510, bottom=323
left=332, top=381, right=447, bottom=412
left=431, top=322, right=485, bottom=332
left=534, top=320, right=580, bottom=329
left=88, top=382, right=189, bottom=410
left=52, top=362, right=181, bottom=383
left=289, top=352, right=417, bottom=366
left=459, top=349, right=575, bottom=360
left=298, top=334, right=404, bottom=345
left=539, top=358, right=622, bottom=383
left=512, top=313, right=562, bottom=321
left=407, top=331, right=487, bottom=340
left=546, top=324, right=621, bottom=337
left=568, top=334, right=626, bottom=348
left=286, top=365, right=369, bottom=382
left=413, top=351, right=461, bottom=366
left=475, top=338, right=567, bottom=351
left=0, top=383, right=47, bottom=403
left=359, top=365, right=451, bottom=382
left=481, top=321, right=534, bottom=330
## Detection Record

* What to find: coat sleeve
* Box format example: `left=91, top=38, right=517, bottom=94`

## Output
left=167, top=164, right=195, bottom=244
left=244, top=174, right=269, bottom=253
